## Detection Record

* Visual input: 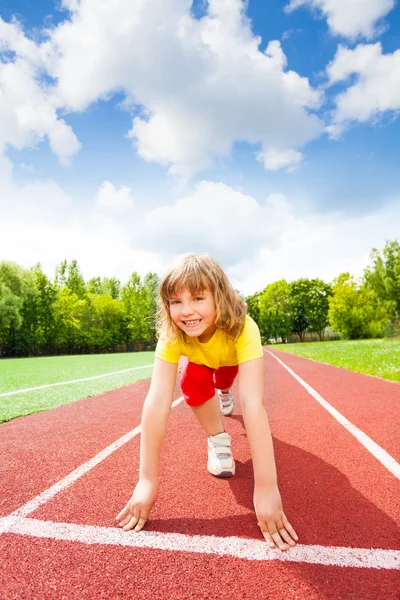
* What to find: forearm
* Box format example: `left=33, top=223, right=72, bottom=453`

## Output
left=139, top=394, right=171, bottom=481
left=242, top=404, right=278, bottom=489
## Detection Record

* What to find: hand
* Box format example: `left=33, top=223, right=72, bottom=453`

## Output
left=254, top=485, right=298, bottom=551
left=116, top=478, right=159, bottom=532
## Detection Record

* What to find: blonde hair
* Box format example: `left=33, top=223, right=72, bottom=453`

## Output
left=157, top=253, right=247, bottom=342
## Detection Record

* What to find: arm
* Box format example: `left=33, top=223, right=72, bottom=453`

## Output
left=238, top=357, right=298, bottom=551
left=116, top=357, right=178, bottom=532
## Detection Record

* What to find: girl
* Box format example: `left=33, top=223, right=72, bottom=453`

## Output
left=116, top=253, right=298, bottom=551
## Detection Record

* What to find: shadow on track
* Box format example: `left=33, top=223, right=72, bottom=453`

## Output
left=147, top=414, right=398, bottom=550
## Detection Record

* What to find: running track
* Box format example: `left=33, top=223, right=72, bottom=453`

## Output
left=1, top=349, right=399, bottom=599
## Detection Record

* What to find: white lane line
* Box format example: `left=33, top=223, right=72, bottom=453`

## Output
left=2, top=516, right=399, bottom=570
left=267, top=351, right=400, bottom=480
left=0, top=364, right=154, bottom=398
left=2, top=396, right=184, bottom=524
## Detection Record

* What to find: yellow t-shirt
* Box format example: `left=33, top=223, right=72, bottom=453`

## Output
left=155, top=315, right=263, bottom=370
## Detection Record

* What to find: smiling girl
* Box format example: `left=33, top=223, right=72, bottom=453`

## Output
left=116, top=253, right=298, bottom=551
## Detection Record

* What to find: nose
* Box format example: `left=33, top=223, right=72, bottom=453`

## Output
left=181, top=303, right=194, bottom=317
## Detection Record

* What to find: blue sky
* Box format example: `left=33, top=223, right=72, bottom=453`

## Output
left=1, top=0, right=399, bottom=294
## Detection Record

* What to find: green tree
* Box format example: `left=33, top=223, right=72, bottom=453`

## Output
left=303, top=278, right=332, bottom=340
left=86, top=276, right=121, bottom=299
left=120, top=272, right=159, bottom=348
left=30, top=264, right=57, bottom=353
left=259, top=280, right=292, bottom=342
left=289, top=279, right=310, bottom=342
left=141, top=273, right=159, bottom=345
left=363, top=240, right=400, bottom=319
left=288, top=278, right=331, bottom=341
left=329, top=273, right=390, bottom=339
left=55, top=259, right=86, bottom=299
left=81, top=293, right=125, bottom=352
left=245, top=291, right=260, bottom=324
left=0, top=262, right=36, bottom=355
left=52, top=287, right=86, bottom=352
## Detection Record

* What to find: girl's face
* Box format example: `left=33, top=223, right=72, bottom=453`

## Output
left=168, top=287, right=217, bottom=343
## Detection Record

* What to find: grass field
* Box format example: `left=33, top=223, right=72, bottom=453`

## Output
left=273, top=338, right=400, bottom=383
left=0, top=352, right=155, bottom=423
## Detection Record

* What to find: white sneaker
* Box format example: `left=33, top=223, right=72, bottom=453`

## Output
left=218, top=389, right=235, bottom=416
left=207, top=432, right=235, bottom=478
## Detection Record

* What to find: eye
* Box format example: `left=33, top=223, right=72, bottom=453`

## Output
left=169, top=299, right=181, bottom=305
left=194, top=296, right=205, bottom=302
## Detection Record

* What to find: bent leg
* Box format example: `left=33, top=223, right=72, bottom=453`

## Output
left=180, top=362, right=224, bottom=436
left=213, top=365, right=238, bottom=392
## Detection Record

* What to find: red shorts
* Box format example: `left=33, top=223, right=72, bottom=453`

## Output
left=180, top=361, right=238, bottom=407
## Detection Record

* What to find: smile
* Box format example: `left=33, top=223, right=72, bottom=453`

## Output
left=182, top=320, right=201, bottom=327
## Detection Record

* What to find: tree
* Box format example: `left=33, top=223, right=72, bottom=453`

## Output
left=329, top=273, right=390, bottom=339
left=55, top=259, right=86, bottom=299
left=86, top=276, right=121, bottom=299
left=0, top=262, right=36, bottom=356
left=259, top=280, right=292, bottom=341
left=141, top=273, right=159, bottom=345
left=245, top=291, right=260, bottom=324
left=120, top=272, right=159, bottom=348
left=52, top=287, right=86, bottom=352
left=303, top=278, right=332, bottom=340
left=363, top=240, right=400, bottom=319
left=288, top=278, right=331, bottom=341
left=289, top=279, right=310, bottom=342
left=81, top=293, right=125, bottom=352
left=29, top=264, right=57, bottom=354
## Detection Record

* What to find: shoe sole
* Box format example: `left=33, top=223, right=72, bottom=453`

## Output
left=207, top=462, right=235, bottom=478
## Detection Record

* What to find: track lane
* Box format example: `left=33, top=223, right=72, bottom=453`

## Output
left=0, top=379, right=155, bottom=515
left=1, top=354, right=399, bottom=599
left=268, top=349, right=400, bottom=462
left=8, top=354, right=400, bottom=545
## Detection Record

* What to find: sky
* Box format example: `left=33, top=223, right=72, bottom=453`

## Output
left=0, top=0, right=399, bottom=296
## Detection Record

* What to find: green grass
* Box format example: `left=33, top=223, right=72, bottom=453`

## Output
left=0, top=352, right=155, bottom=423
left=273, top=338, right=400, bottom=383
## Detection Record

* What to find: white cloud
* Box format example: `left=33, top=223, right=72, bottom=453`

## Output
left=42, top=0, right=322, bottom=176
left=285, top=0, right=395, bottom=40
left=134, top=182, right=292, bottom=264
left=327, top=43, right=400, bottom=134
left=258, top=148, right=303, bottom=171
left=96, top=181, right=134, bottom=210
left=0, top=18, right=81, bottom=162
left=1, top=169, right=399, bottom=294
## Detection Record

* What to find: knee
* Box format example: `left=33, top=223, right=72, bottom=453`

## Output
left=181, top=362, right=214, bottom=407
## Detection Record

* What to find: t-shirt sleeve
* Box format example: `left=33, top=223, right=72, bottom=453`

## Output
left=155, top=336, right=182, bottom=364
left=235, top=316, right=264, bottom=364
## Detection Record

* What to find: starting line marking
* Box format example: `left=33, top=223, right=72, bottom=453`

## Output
left=0, top=364, right=154, bottom=398
left=2, top=516, right=399, bottom=570
left=267, top=351, right=400, bottom=480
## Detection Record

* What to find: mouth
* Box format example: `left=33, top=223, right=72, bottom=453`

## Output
left=182, top=319, right=201, bottom=328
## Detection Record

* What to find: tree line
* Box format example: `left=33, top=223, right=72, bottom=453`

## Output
left=245, top=240, right=400, bottom=343
left=0, top=240, right=399, bottom=357
left=0, top=260, right=159, bottom=357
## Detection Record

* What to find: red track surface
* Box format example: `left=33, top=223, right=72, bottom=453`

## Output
left=1, top=350, right=399, bottom=599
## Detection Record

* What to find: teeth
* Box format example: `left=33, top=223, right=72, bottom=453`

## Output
left=184, top=320, right=200, bottom=325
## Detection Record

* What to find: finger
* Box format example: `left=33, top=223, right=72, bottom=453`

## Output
left=115, top=504, right=130, bottom=521
left=278, top=527, right=296, bottom=547
left=282, top=513, right=299, bottom=541
left=269, top=529, right=289, bottom=552
left=261, top=530, right=276, bottom=549
left=123, top=514, right=140, bottom=531
left=134, top=517, right=148, bottom=532
left=118, top=514, right=133, bottom=528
